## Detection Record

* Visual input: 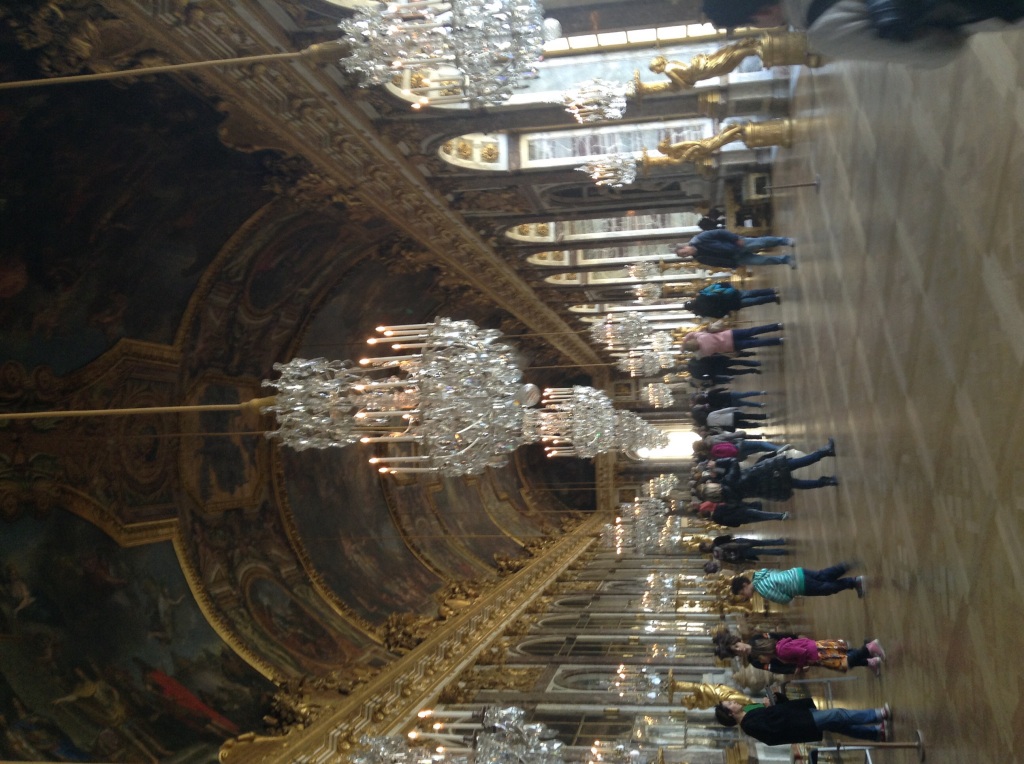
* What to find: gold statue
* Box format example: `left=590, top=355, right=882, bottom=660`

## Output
left=646, top=31, right=822, bottom=92
left=666, top=670, right=753, bottom=708
left=650, top=119, right=793, bottom=179
left=658, top=123, right=745, bottom=166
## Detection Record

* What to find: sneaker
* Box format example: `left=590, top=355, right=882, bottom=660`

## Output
left=787, top=253, right=798, bottom=270
left=877, top=721, right=890, bottom=742
left=854, top=576, right=866, bottom=598
left=778, top=443, right=793, bottom=453
left=784, top=237, right=796, bottom=247
left=825, top=437, right=836, bottom=456
left=781, top=512, right=791, bottom=520
left=867, top=639, right=887, bottom=661
left=867, top=657, right=882, bottom=677
left=880, top=703, right=892, bottom=721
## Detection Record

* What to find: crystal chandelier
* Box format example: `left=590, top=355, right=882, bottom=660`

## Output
left=624, top=496, right=669, bottom=553
left=633, top=283, right=663, bottom=303
left=642, top=473, right=679, bottom=498
left=338, top=0, right=557, bottom=108
left=562, top=79, right=633, bottom=124
left=625, top=261, right=660, bottom=281
left=260, top=318, right=663, bottom=475
left=523, top=387, right=668, bottom=458
left=616, top=350, right=677, bottom=378
left=352, top=707, right=564, bottom=764
left=588, top=312, right=652, bottom=350
left=576, top=153, right=638, bottom=187
left=643, top=382, right=674, bottom=408
left=263, top=318, right=530, bottom=476
left=577, top=153, right=639, bottom=187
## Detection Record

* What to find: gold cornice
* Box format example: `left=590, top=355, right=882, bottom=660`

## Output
left=104, top=0, right=606, bottom=382
left=220, top=511, right=610, bottom=764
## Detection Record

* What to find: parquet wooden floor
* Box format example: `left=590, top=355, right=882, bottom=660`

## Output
left=737, top=27, right=1024, bottom=763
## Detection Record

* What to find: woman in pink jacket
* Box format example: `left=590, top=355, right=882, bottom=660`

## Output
left=682, top=322, right=784, bottom=357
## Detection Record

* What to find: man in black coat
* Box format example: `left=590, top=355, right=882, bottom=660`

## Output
left=715, top=696, right=891, bottom=744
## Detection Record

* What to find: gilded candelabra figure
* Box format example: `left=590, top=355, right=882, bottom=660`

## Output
left=645, top=31, right=822, bottom=92
left=666, top=669, right=754, bottom=708
left=658, top=122, right=745, bottom=165
left=648, top=119, right=793, bottom=179
left=677, top=534, right=713, bottom=552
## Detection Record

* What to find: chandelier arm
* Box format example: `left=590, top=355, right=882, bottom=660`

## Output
left=0, top=42, right=347, bottom=91
left=0, top=396, right=277, bottom=420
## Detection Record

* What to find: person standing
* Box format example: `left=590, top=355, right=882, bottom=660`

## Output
left=715, top=696, right=892, bottom=744
left=675, top=229, right=796, bottom=269
left=731, top=563, right=865, bottom=604
left=684, top=282, right=780, bottom=319
left=682, top=323, right=785, bottom=357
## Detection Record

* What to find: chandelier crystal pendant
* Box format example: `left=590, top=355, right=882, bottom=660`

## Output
left=337, top=0, right=556, bottom=107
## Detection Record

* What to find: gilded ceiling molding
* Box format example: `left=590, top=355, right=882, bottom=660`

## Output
left=219, top=511, right=609, bottom=764
left=103, top=0, right=607, bottom=382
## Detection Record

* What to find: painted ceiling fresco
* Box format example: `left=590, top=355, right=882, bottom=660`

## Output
left=0, top=12, right=589, bottom=762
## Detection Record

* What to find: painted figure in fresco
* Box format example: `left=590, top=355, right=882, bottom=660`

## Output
left=134, top=658, right=240, bottom=738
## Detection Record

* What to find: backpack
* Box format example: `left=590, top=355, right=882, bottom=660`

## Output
left=699, top=282, right=739, bottom=299
left=710, top=442, right=739, bottom=459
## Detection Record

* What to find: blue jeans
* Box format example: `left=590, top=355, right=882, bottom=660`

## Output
left=736, top=237, right=792, bottom=266
left=731, top=324, right=783, bottom=350
left=785, top=445, right=836, bottom=489
left=738, top=440, right=782, bottom=457
left=743, top=236, right=791, bottom=252
left=802, top=564, right=859, bottom=596
left=739, top=288, right=777, bottom=307
left=810, top=708, right=881, bottom=741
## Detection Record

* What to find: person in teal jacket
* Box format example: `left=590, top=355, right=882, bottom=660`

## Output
left=731, top=563, right=864, bottom=604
